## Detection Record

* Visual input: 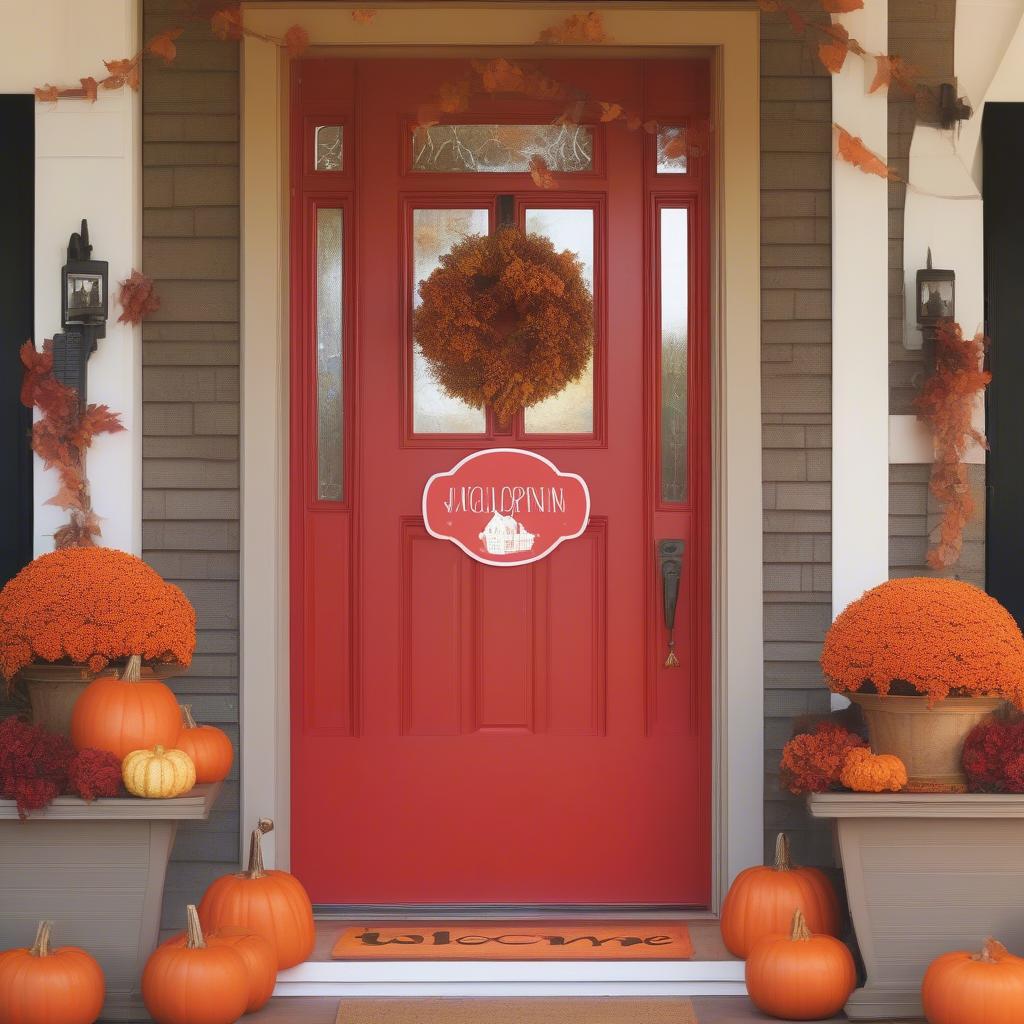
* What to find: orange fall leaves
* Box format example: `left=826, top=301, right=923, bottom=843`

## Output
left=914, top=321, right=990, bottom=569
left=20, top=341, right=124, bottom=549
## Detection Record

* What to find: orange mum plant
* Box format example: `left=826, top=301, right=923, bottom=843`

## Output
left=0, top=547, right=196, bottom=684
left=821, top=577, right=1024, bottom=707
left=780, top=722, right=866, bottom=795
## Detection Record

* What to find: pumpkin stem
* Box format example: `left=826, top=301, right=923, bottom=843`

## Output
left=181, top=704, right=198, bottom=730
left=30, top=920, right=53, bottom=957
left=120, top=654, right=142, bottom=683
left=975, top=938, right=1010, bottom=963
left=185, top=905, right=206, bottom=949
left=246, top=818, right=275, bottom=879
left=774, top=832, right=792, bottom=872
left=790, top=909, right=813, bottom=942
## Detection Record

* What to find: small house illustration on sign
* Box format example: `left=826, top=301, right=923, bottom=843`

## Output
left=479, top=512, right=536, bottom=556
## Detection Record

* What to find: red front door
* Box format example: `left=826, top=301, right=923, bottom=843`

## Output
left=290, top=58, right=711, bottom=906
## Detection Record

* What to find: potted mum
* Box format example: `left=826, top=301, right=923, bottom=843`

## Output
left=821, top=577, right=1024, bottom=786
left=0, top=546, right=195, bottom=735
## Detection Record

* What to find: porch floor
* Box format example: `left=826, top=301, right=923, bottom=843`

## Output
left=245, top=996, right=926, bottom=1023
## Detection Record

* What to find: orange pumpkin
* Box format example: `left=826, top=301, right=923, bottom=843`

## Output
left=0, top=920, right=105, bottom=1024
left=176, top=705, right=234, bottom=784
left=71, top=655, right=181, bottom=760
left=162, top=925, right=276, bottom=1014
left=745, top=909, right=856, bottom=1020
left=720, top=832, right=841, bottom=958
left=198, top=819, right=315, bottom=969
left=142, top=905, right=249, bottom=1024
left=922, top=938, right=1024, bottom=1024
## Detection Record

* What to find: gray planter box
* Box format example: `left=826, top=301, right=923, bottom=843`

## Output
left=810, top=792, right=1024, bottom=1021
left=0, top=783, right=221, bottom=1022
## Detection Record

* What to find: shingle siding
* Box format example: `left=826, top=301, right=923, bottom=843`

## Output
left=142, top=0, right=241, bottom=929
left=760, top=4, right=834, bottom=866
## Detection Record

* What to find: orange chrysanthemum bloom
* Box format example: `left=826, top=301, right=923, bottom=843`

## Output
left=821, top=577, right=1024, bottom=707
left=780, top=722, right=866, bottom=795
left=0, top=547, right=196, bottom=682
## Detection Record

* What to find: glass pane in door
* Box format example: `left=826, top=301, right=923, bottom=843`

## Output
left=412, top=208, right=490, bottom=434
left=523, top=208, right=595, bottom=434
left=316, top=207, right=344, bottom=501
left=660, top=207, right=688, bottom=503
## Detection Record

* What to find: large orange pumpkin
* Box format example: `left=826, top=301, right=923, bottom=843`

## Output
left=745, top=909, right=856, bottom=1020
left=142, top=905, right=249, bottom=1024
left=720, top=832, right=841, bottom=958
left=176, top=705, right=233, bottom=784
left=162, top=924, right=276, bottom=1014
left=0, top=920, right=105, bottom=1024
left=922, top=938, right=1024, bottom=1024
left=198, top=818, right=315, bottom=969
left=71, top=655, right=181, bottom=760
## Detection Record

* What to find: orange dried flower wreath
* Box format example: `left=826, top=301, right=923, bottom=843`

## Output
left=821, top=577, right=1024, bottom=706
left=0, top=547, right=196, bottom=682
left=413, top=227, right=593, bottom=425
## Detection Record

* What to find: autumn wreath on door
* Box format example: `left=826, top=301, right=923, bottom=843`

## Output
left=414, top=226, right=593, bottom=425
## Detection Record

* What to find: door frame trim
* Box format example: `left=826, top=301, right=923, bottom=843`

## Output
left=239, top=1, right=763, bottom=909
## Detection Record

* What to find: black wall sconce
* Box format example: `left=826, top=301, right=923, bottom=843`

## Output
left=916, top=248, right=955, bottom=341
left=53, top=219, right=107, bottom=406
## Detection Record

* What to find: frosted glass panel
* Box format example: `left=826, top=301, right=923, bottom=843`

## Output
left=412, top=209, right=489, bottom=434
left=657, top=127, right=687, bottom=174
left=316, top=207, right=343, bottom=501
left=660, top=208, right=688, bottom=503
left=315, top=125, right=343, bottom=171
left=523, top=208, right=595, bottom=434
left=412, top=124, right=593, bottom=173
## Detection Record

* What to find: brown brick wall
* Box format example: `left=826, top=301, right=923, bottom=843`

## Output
left=142, top=0, right=241, bottom=927
left=760, top=3, right=834, bottom=866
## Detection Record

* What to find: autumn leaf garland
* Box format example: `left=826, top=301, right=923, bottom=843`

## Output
left=20, top=341, right=124, bottom=549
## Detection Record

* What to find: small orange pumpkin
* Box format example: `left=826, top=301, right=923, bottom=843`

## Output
left=198, top=819, right=315, bottom=969
left=840, top=747, right=908, bottom=793
left=0, top=920, right=105, bottom=1024
left=745, top=909, right=856, bottom=1020
left=162, top=925, right=276, bottom=1014
left=720, top=832, right=841, bottom=958
left=922, top=938, right=1024, bottom=1024
left=142, top=905, right=249, bottom=1024
left=176, top=705, right=233, bottom=784
left=71, top=655, right=181, bottom=760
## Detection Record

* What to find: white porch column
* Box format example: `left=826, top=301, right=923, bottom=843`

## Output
left=0, top=0, right=142, bottom=557
left=831, top=4, right=890, bottom=618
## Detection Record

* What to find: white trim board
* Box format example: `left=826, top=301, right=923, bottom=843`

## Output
left=272, top=958, right=746, bottom=997
left=240, top=1, right=763, bottom=905
left=831, top=1, right=889, bottom=617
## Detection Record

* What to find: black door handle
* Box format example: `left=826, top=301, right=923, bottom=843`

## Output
left=658, top=539, right=685, bottom=668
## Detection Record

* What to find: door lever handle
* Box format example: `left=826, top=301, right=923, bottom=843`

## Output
left=658, top=539, right=685, bottom=668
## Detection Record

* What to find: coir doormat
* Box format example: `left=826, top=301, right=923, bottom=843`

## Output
left=331, top=922, right=694, bottom=961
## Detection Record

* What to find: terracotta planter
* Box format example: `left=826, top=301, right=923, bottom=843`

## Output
left=849, top=692, right=1003, bottom=786
left=12, top=662, right=183, bottom=737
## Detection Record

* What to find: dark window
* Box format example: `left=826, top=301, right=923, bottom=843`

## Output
left=0, top=96, right=34, bottom=586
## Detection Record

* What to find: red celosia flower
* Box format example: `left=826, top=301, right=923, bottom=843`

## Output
left=67, top=748, right=123, bottom=801
left=0, top=715, right=76, bottom=817
left=821, top=577, right=1024, bottom=707
left=780, top=722, right=866, bottom=795
left=962, top=720, right=1024, bottom=793
left=0, top=546, right=196, bottom=682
